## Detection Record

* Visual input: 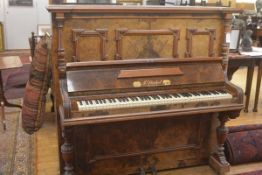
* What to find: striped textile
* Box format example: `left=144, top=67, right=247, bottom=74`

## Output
left=22, top=35, right=51, bottom=134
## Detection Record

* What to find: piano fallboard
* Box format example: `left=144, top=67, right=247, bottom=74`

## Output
left=66, top=58, right=225, bottom=95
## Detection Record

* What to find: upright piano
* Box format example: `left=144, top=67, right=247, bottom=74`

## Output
left=48, top=5, right=243, bottom=175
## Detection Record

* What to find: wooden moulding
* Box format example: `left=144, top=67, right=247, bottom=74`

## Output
left=185, top=28, right=216, bottom=58
left=118, top=67, right=183, bottom=78
left=115, top=28, right=180, bottom=60
left=72, top=28, right=108, bottom=61
left=47, top=5, right=242, bottom=14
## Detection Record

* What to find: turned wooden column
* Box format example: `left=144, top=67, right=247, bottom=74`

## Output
left=222, top=13, right=232, bottom=76
left=61, top=127, right=74, bottom=175
left=209, top=111, right=240, bottom=174
left=216, top=114, right=230, bottom=166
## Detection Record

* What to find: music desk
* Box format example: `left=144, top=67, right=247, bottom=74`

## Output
left=0, top=56, right=22, bottom=131
left=228, top=53, right=262, bottom=113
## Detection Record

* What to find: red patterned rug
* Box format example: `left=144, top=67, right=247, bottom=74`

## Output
left=236, top=170, right=262, bottom=175
left=0, top=99, right=35, bottom=175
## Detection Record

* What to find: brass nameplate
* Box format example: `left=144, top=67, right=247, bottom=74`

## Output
left=133, top=79, right=171, bottom=88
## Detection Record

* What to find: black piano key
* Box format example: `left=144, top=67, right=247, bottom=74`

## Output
left=180, top=93, right=187, bottom=97
left=166, top=94, right=173, bottom=98
left=217, top=90, right=227, bottom=94
left=152, top=96, right=158, bottom=100
left=200, top=91, right=208, bottom=95
left=205, top=91, right=211, bottom=95
left=160, top=95, right=166, bottom=99
left=79, top=101, right=83, bottom=105
left=172, top=94, right=180, bottom=98
left=210, top=91, right=218, bottom=95
left=192, top=92, right=200, bottom=96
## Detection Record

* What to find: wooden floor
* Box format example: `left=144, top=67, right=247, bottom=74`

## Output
left=35, top=67, right=262, bottom=175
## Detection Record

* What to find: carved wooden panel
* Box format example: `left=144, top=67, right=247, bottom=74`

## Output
left=115, top=28, right=180, bottom=60
left=72, top=28, right=108, bottom=61
left=185, top=28, right=216, bottom=58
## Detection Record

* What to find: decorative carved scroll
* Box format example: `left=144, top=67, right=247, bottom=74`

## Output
left=185, top=28, right=216, bottom=58
left=56, top=13, right=66, bottom=79
left=72, top=29, right=108, bottom=62
left=115, top=28, right=180, bottom=60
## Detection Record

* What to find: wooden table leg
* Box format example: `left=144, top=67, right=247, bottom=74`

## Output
left=253, top=60, right=262, bottom=112
left=0, top=70, right=23, bottom=130
left=244, top=66, right=254, bottom=112
left=1, top=102, right=5, bottom=130
left=0, top=71, right=6, bottom=130
left=0, top=71, right=22, bottom=109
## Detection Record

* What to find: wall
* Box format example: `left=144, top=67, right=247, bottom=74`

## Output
left=36, top=0, right=51, bottom=25
left=1, top=0, right=50, bottom=49
left=0, top=0, right=4, bottom=22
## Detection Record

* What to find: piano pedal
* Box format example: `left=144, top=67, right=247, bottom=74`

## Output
left=149, top=165, right=158, bottom=175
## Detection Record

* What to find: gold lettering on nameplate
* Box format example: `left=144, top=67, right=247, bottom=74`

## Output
left=133, top=80, right=172, bottom=88
left=133, top=81, right=142, bottom=88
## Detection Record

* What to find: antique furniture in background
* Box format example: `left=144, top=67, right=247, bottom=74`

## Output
left=228, top=54, right=262, bottom=113
left=0, top=56, right=22, bottom=130
left=48, top=5, right=243, bottom=175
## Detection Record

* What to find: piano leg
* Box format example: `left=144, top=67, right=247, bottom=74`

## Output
left=216, top=114, right=230, bottom=165
left=210, top=113, right=230, bottom=174
left=61, top=127, right=75, bottom=175
left=209, top=111, right=240, bottom=175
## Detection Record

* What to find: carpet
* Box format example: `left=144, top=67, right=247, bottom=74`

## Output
left=225, top=125, right=262, bottom=165
left=0, top=99, right=35, bottom=175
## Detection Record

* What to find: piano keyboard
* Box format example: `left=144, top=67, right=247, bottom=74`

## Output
left=77, top=90, right=233, bottom=111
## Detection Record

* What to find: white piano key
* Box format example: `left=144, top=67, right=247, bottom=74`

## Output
left=77, top=90, right=233, bottom=111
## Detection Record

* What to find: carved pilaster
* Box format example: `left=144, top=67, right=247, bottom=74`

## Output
left=61, top=127, right=74, bottom=175
left=222, top=13, right=233, bottom=75
left=56, top=13, right=66, bottom=79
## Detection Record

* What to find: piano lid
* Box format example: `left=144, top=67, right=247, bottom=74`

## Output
left=66, top=58, right=225, bottom=93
